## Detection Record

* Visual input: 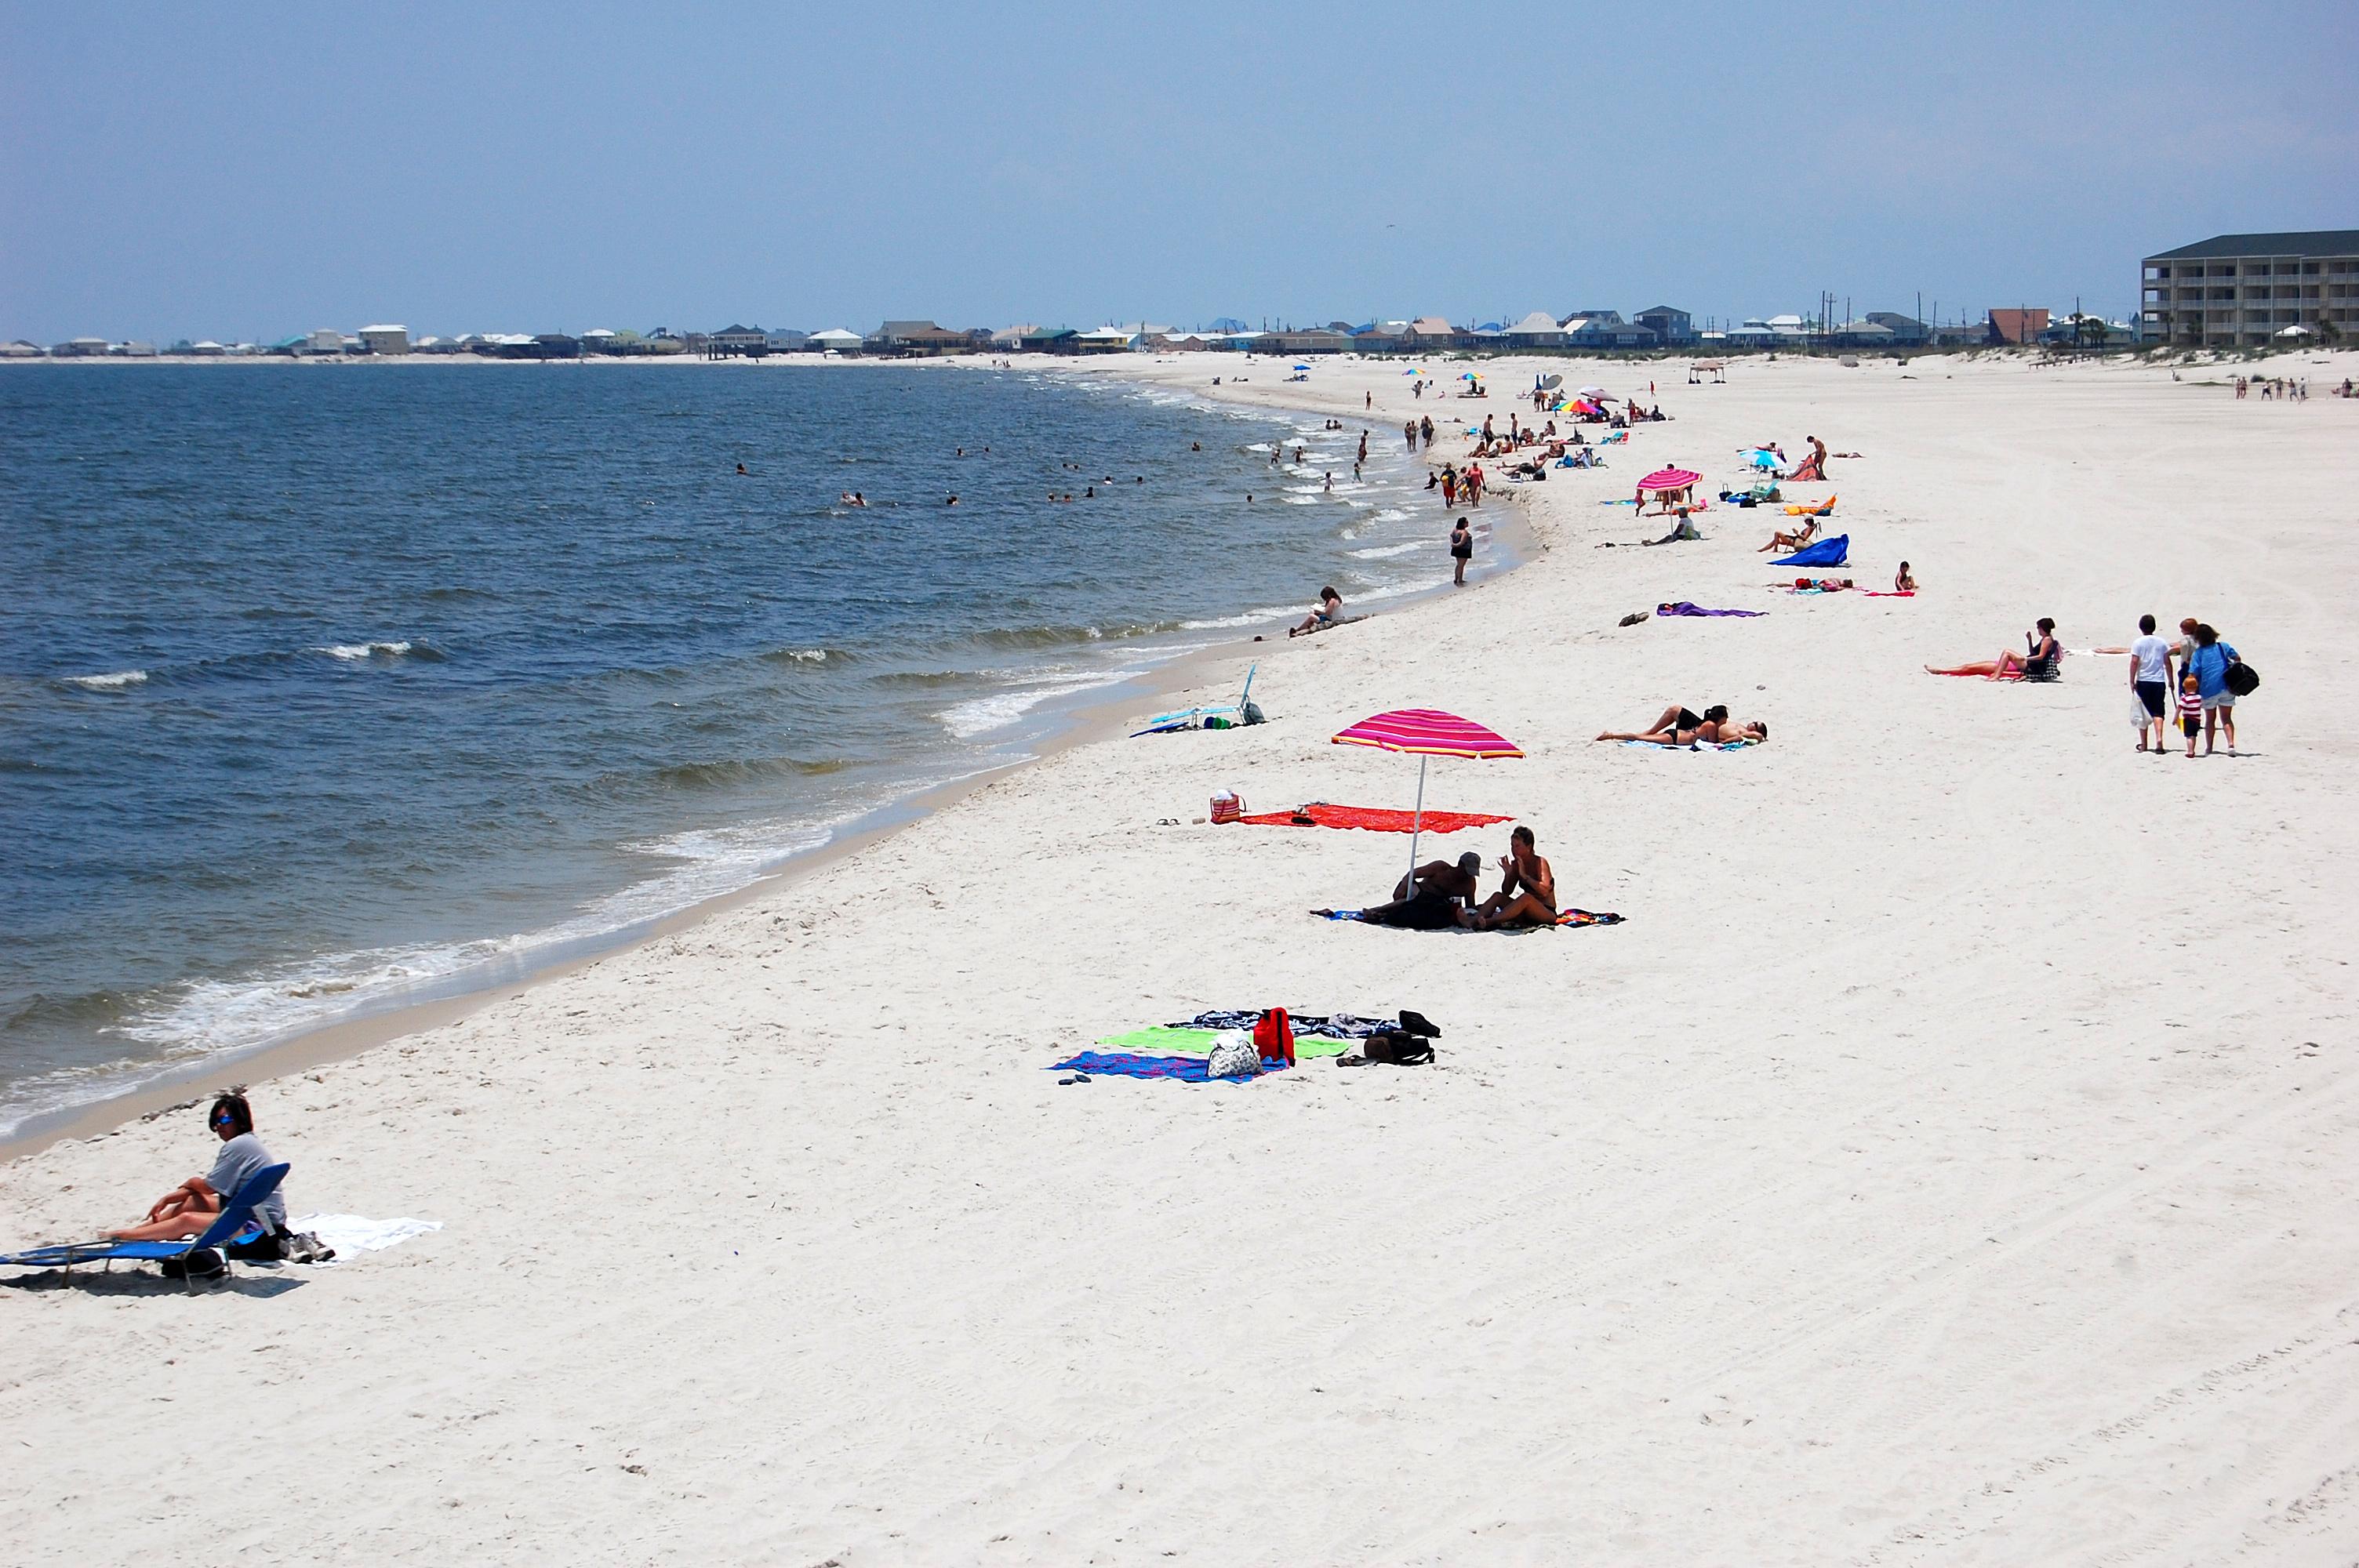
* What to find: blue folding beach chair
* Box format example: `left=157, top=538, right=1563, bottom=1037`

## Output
left=1132, top=663, right=1259, bottom=736
left=0, top=1162, right=289, bottom=1291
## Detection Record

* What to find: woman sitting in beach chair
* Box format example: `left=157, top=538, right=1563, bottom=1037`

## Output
left=1757, top=514, right=1819, bottom=553
left=1925, top=618, right=2062, bottom=681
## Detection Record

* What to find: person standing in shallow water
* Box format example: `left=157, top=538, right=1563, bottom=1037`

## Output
left=1451, top=516, right=1473, bottom=585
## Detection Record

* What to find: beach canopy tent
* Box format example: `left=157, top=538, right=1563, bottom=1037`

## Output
left=1637, top=467, right=1703, bottom=491
left=1332, top=708, right=1522, bottom=899
left=1743, top=448, right=1782, bottom=471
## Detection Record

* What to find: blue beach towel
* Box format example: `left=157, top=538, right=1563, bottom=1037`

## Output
left=1773, top=534, right=1848, bottom=568
left=1051, top=1051, right=1287, bottom=1083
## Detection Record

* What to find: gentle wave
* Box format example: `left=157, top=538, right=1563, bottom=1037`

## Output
left=63, top=670, right=148, bottom=690
left=318, top=640, right=418, bottom=661
left=1348, top=543, right=1424, bottom=559
left=937, top=668, right=1138, bottom=739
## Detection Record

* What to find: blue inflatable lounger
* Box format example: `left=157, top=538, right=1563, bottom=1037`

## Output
left=1774, top=533, right=1848, bottom=568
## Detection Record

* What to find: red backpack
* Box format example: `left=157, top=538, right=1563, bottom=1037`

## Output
left=1252, top=1007, right=1295, bottom=1065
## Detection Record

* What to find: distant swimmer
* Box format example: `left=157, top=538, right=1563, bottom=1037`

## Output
left=840, top=491, right=867, bottom=506
left=736, top=463, right=748, bottom=475
left=946, top=495, right=959, bottom=506
left=1190, top=441, right=1201, bottom=452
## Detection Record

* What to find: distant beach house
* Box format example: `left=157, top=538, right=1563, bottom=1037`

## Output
left=1985, top=307, right=2048, bottom=346
left=1504, top=312, right=1565, bottom=350
left=1403, top=317, right=1464, bottom=351
left=54, top=337, right=111, bottom=357
left=708, top=324, right=770, bottom=358
left=358, top=325, right=410, bottom=355
left=1863, top=311, right=1930, bottom=346
left=2, top=339, right=47, bottom=357
left=867, top=321, right=975, bottom=357
left=579, top=328, right=620, bottom=354
left=806, top=328, right=863, bottom=354
left=1254, top=326, right=1353, bottom=356
left=113, top=340, right=159, bottom=358
left=1019, top=327, right=1079, bottom=353
left=1072, top=325, right=1137, bottom=354
left=1634, top=306, right=1695, bottom=347
left=765, top=328, right=809, bottom=354
left=1563, top=313, right=1654, bottom=350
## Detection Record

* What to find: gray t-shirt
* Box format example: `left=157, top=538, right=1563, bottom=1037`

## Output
left=206, top=1132, right=287, bottom=1229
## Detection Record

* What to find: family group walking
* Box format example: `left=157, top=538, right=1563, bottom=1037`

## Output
left=2130, top=614, right=2248, bottom=757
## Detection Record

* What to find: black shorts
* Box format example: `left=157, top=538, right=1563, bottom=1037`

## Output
left=2135, top=680, right=2166, bottom=717
left=2182, top=714, right=2202, bottom=737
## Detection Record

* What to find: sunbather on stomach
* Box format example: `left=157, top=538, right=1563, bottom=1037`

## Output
left=1460, top=827, right=1557, bottom=931
left=1594, top=704, right=1766, bottom=746
left=107, top=1092, right=289, bottom=1242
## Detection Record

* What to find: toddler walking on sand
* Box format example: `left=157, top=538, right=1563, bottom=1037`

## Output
left=2177, top=673, right=2204, bottom=758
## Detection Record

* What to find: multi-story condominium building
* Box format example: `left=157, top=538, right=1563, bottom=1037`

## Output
left=2141, top=230, right=2357, bottom=347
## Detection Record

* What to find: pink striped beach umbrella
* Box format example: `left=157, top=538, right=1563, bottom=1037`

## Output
left=1333, top=709, right=1523, bottom=891
left=1637, top=466, right=1702, bottom=492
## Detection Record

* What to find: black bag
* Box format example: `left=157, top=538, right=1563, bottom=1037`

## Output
left=1362, top=1031, right=1434, bottom=1065
left=2225, top=660, right=2259, bottom=697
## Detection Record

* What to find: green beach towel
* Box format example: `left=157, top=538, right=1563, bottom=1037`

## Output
left=1095, top=1025, right=1354, bottom=1060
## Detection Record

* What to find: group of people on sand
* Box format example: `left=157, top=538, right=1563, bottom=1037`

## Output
left=2130, top=615, right=2245, bottom=757
left=1344, top=826, right=1558, bottom=931
left=1593, top=703, right=1768, bottom=748
left=2235, top=376, right=2310, bottom=401
left=1432, top=463, right=1485, bottom=508
left=1924, top=612, right=2248, bottom=756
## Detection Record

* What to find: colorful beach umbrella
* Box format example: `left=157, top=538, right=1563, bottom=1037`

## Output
left=1637, top=466, right=1702, bottom=491
left=1333, top=708, right=1523, bottom=895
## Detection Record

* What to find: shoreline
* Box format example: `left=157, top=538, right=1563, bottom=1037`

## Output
left=2, top=383, right=1536, bottom=1158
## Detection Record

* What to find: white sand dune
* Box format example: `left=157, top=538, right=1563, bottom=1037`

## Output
left=5, top=348, right=2357, bottom=1565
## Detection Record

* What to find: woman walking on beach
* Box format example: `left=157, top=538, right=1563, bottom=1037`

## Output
left=2183, top=622, right=2242, bottom=754
left=1451, top=517, right=1473, bottom=585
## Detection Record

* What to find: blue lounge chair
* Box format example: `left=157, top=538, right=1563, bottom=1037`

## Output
left=0, top=1162, right=289, bottom=1290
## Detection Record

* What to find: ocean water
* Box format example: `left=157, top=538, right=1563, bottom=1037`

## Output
left=0, top=361, right=1476, bottom=1133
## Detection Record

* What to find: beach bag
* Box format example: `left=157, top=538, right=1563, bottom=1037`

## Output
left=1205, top=1032, right=1261, bottom=1079
left=1210, top=789, right=1243, bottom=824
left=1252, top=1007, right=1295, bottom=1065
left=2226, top=660, right=2259, bottom=697
left=1361, top=1032, right=1434, bottom=1066
left=1241, top=700, right=1266, bottom=726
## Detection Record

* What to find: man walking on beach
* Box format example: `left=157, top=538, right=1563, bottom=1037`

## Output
left=2130, top=614, right=2173, bottom=755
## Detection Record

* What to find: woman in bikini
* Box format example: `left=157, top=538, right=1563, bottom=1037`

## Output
left=1594, top=705, right=1767, bottom=746
left=1925, top=617, right=2060, bottom=679
left=1459, top=826, right=1557, bottom=931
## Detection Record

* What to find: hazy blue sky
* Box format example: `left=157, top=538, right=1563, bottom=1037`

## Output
left=4, top=1, right=2354, bottom=342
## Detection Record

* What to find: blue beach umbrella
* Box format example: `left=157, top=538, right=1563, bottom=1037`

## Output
left=1292, top=363, right=1311, bottom=372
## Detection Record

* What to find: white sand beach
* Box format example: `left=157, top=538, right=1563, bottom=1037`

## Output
left=6, top=348, right=2359, bottom=1565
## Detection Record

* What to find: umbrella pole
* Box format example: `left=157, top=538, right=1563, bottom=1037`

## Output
left=1405, top=755, right=1427, bottom=899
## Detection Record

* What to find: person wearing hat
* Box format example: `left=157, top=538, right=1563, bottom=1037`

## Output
left=107, top=1091, right=289, bottom=1242
left=1350, top=851, right=1485, bottom=929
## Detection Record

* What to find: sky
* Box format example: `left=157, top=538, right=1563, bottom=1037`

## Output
left=3, top=1, right=2354, bottom=343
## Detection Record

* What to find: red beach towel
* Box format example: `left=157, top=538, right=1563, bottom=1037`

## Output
left=1235, top=804, right=1513, bottom=834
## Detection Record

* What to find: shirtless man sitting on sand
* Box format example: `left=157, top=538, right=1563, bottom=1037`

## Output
left=1460, top=826, right=1557, bottom=931
left=1594, top=703, right=1768, bottom=746
left=1343, top=851, right=1484, bottom=930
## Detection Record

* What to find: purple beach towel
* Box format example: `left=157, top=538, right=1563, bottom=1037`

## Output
left=1657, top=601, right=1765, bottom=618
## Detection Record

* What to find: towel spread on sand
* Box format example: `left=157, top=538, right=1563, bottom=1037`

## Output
left=1657, top=602, right=1766, bottom=618
left=1235, top=804, right=1514, bottom=834
left=1051, top=1051, right=1290, bottom=1083
left=1098, top=1018, right=1369, bottom=1059
left=286, top=1214, right=442, bottom=1261
left=1622, top=739, right=1756, bottom=751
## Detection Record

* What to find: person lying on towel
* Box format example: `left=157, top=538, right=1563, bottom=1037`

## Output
left=1594, top=703, right=1768, bottom=746
left=107, top=1091, right=289, bottom=1242
left=1353, top=851, right=1485, bottom=930
left=1459, top=827, right=1556, bottom=931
